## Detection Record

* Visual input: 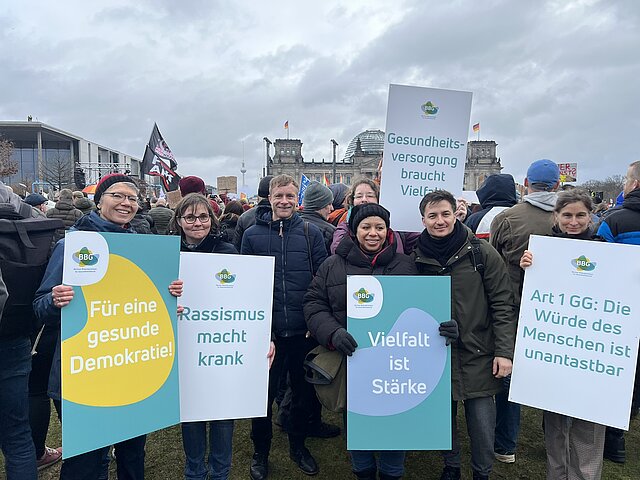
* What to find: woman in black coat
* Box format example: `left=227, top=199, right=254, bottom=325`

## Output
left=304, top=204, right=456, bottom=480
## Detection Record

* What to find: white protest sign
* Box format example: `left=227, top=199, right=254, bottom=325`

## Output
left=178, top=253, right=274, bottom=422
left=510, top=235, right=640, bottom=429
left=379, top=84, right=472, bottom=232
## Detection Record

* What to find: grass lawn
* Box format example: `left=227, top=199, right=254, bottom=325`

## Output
left=3, top=406, right=639, bottom=479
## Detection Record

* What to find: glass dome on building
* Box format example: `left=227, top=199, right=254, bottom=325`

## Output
left=342, top=129, right=384, bottom=162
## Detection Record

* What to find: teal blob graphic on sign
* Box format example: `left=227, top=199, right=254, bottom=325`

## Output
left=571, top=255, right=596, bottom=272
left=421, top=101, right=439, bottom=116
left=353, top=288, right=374, bottom=304
left=215, top=269, right=236, bottom=284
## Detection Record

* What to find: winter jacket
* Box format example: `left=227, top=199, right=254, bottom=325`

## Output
left=413, top=228, right=516, bottom=401
left=241, top=207, right=327, bottom=337
left=46, top=199, right=83, bottom=242
left=597, top=188, right=640, bottom=245
left=489, top=192, right=556, bottom=309
left=465, top=174, right=517, bottom=236
left=148, top=205, right=174, bottom=235
left=304, top=231, right=417, bottom=348
left=130, top=212, right=156, bottom=234
left=181, top=232, right=237, bottom=255
left=33, top=211, right=137, bottom=401
left=299, top=210, right=336, bottom=254
left=73, top=197, right=96, bottom=215
left=219, top=213, right=240, bottom=245
left=233, top=199, right=270, bottom=251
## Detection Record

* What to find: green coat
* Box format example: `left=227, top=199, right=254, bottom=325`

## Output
left=413, top=229, right=516, bottom=401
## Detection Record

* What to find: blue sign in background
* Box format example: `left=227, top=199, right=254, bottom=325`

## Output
left=347, top=276, right=451, bottom=450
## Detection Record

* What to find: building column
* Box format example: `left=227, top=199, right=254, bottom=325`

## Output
left=36, top=128, right=43, bottom=184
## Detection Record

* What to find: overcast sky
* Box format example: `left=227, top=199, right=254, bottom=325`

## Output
left=1, top=0, right=638, bottom=193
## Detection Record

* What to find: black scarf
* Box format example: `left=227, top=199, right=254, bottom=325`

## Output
left=551, top=224, right=595, bottom=241
left=417, top=220, right=467, bottom=266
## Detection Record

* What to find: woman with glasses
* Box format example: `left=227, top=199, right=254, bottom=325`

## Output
left=169, top=193, right=237, bottom=480
left=33, top=173, right=183, bottom=480
left=330, top=178, right=419, bottom=255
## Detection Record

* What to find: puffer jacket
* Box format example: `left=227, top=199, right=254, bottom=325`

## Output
left=304, top=231, right=417, bottom=348
left=299, top=210, right=335, bottom=254
left=465, top=174, right=517, bottom=235
left=331, top=220, right=420, bottom=255
left=148, top=205, right=173, bottom=235
left=597, top=188, right=640, bottom=245
left=73, top=196, right=96, bottom=215
left=33, top=211, right=137, bottom=400
left=46, top=199, right=83, bottom=242
left=233, top=199, right=270, bottom=251
left=413, top=228, right=516, bottom=401
left=241, top=206, right=327, bottom=337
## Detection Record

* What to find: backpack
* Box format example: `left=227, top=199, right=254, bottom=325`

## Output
left=0, top=205, right=63, bottom=338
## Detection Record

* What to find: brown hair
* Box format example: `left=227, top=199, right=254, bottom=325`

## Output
left=169, top=193, right=220, bottom=236
left=346, top=177, right=379, bottom=207
left=554, top=189, right=593, bottom=214
left=269, top=174, right=298, bottom=192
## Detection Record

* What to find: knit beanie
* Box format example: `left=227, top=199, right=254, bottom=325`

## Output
left=329, top=183, right=348, bottom=209
left=348, top=203, right=390, bottom=233
left=179, top=176, right=206, bottom=196
left=258, top=175, right=274, bottom=198
left=94, top=173, right=136, bottom=204
left=303, top=182, right=333, bottom=211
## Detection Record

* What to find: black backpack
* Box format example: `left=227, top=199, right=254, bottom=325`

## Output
left=0, top=204, right=63, bottom=339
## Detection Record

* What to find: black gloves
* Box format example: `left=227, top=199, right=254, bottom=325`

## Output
left=331, top=328, right=358, bottom=356
left=439, top=319, right=459, bottom=346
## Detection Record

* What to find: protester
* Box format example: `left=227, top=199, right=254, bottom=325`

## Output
left=304, top=203, right=457, bottom=479
left=596, top=160, right=640, bottom=463
left=24, top=192, right=49, bottom=215
left=519, top=189, right=605, bottom=479
left=241, top=174, right=327, bottom=479
left=464, top=174, right=517, bottom=238
left=233, top=175, right=272, bottom=251
left=33, top=173, right=183, bottom=480
left=169, top=193, right=239, bottom=480
left=179, top=176, right=207, bottom=197
left=326, top=183, right=349, bottom=226
left=148, top=197, right=173, bottom=235
left=413, top=190, right=516, bottom=480
left=72, top=190, right=96, bottom=215
left=300, top=181, right=335, bottom=252
left=218, top=200, right=244, bottom=244
left=46, top=188, right=83, bottom=242
left=489, top=159, right=560, bottom=464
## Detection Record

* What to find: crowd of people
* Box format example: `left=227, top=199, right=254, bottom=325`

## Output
left=0, top=158, right=638, bottom=480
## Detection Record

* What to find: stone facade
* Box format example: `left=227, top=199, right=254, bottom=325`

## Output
left=463, top=140, right=502, bottom=191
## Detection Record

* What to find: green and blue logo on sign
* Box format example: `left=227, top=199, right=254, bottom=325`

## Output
left=571, top=255, right=596, bottom=272
left=421, top=101, right=439, bottom=117
left=353, top=288, right=374, bottom=304
left=72, top=247, right=99, bottom=267
left=215, top=269, right=236, bottom=284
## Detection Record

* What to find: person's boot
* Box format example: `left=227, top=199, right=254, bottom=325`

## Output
left=249, top=451, right=269, bottom=480
left=603, top=427, right=626, bottom=463
left=289, top=438, right=319, bottom=476
left=440, top=466, right=461, bottom=480
left=472, top=471, right=489, bottom=480
left=307, top=421, right=341, bottom=438
left=353, top=467, right=376, bottom=479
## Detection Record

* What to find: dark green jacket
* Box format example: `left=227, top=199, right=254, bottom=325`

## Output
left=413, top=229, right=516, bottom=401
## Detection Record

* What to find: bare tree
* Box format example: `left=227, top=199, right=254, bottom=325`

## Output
left=0, top=136, right=18, bottom=178
left=43, top=152, right=74, bottom=191
left=579, top=175, right=626, bottom=203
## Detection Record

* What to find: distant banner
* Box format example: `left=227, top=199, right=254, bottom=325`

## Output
left=298, top=174, right=311, bottom=206
left=142, top=123, right=181, bottom=191
left=347, top=275, right=451, bottom=450
left=510, top=236, right=640, bottom=430
left=62, top=231, right=180, bottom=458
left=558, top=163, right=578, bottom=183
left=178, top=253, right=274, bottom=421
left=379, top=84, right=472, bottom=232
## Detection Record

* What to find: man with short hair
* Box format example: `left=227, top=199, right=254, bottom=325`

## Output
left=148, top=198, right=173, bottom=235
left=241, top=174, right=327, bottom=479
left=24, top=193, right=48, bottom=216
left=489, top=159, right=560, bottom=464
left=300, top=181, right=335, bottom=252
left=596, top=160, right=640, bottom=463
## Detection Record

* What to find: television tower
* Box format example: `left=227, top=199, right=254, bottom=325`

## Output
left=240, top=141, right=247, bottom=188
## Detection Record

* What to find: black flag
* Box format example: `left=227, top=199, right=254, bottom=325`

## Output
left=142, top=123, right=180, bottom=191
left=142, top=145, right=181, bottom=192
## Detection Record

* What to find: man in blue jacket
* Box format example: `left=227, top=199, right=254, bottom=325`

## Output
left=241, top=174, right=327, bottom=479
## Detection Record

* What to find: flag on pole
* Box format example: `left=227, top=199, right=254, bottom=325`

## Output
left=142, top=124, right=181, bottom=191
left=284, top=121, right=289, bottom=130
left=323, top=173, right=331, bottom=186
left=298, top=174, right=310, bottom=206
left=472, top=123, right=480, bottom=133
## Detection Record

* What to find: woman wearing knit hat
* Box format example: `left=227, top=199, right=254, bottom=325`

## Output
left=33, top=173, right=184, bottom=479
left=304, top=203, right=457, bottom=480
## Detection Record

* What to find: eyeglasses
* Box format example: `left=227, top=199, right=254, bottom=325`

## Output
left=103, top=192, right=138, bottom=203
left=354, top=193, right=377, bottom=200
left=180, top=214, right=211, bottom=224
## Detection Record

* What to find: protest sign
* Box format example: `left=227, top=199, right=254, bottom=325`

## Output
left=62, top=231, right=180, bottom=458
left=510, top=235, right=640, bottom=429
left=379, top=84, right=472, bottom=232
left=347, top=275, right=451, bottom=450
left=178, top=253, right=274, bottom=421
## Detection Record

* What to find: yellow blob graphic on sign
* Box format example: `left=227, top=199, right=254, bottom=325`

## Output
left=62, top=254, right=175, bottom=407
